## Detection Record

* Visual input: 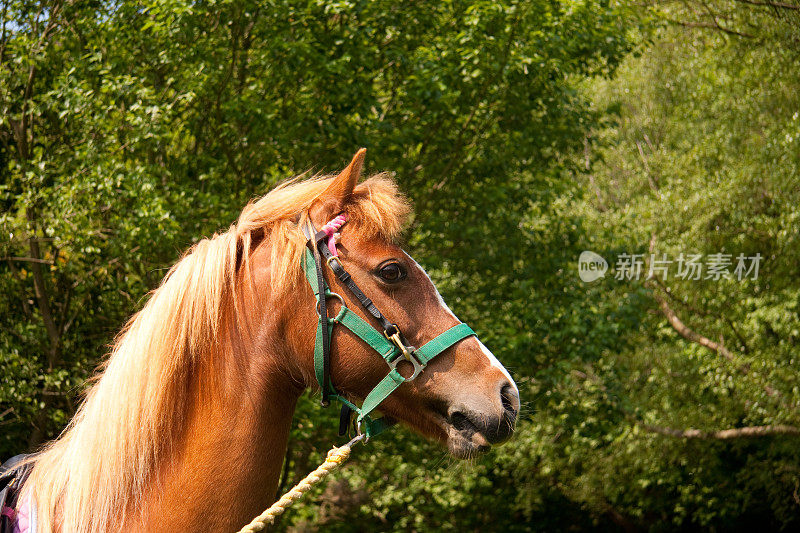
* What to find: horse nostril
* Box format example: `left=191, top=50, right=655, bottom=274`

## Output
left=500, top=384, right=519, bottom=418
left=450, top=411, right=473, bottom=432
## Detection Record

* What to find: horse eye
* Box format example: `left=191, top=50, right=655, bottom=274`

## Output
left=377, top=262, right=405, bottom=283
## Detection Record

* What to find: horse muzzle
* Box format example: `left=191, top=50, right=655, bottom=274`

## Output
left=443, top=381, right=520, bottom=458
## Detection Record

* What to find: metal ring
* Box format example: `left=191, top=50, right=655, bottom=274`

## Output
left=333, top=304, right=347, bottom=324
left=316, top=292, right=345, bottom=318
left=356, top=419, right=369, bottom=443
left=326, top=255, right=342, bottom=269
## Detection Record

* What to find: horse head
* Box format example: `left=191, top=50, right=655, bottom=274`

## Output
left=266, top=149, right=520, bottom=458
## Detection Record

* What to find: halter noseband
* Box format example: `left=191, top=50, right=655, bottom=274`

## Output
left=301, top=214, right=478, bottom=439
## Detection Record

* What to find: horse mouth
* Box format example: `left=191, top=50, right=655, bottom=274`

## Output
left=445, top=412, right=493, bottom=458
left=429, top=404, right=493, bottom=459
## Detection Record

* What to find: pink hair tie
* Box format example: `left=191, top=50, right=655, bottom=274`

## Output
left=321, top=214, right=348, bottom=257
left=1, top=506, right=15, bottom=521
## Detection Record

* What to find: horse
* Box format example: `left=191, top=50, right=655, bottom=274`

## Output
left=16, top=149, right=520, bottom=532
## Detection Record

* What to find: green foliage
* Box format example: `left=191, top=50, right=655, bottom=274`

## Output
left=520, top=4, right=800, bottom=528
left=2, top=0, right=799, bottom=530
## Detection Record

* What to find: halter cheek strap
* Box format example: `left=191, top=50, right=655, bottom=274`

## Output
left=301, top=215, right=477, bottom=439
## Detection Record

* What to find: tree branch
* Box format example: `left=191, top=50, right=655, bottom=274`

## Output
left=1, top=256, right=54, bottom=264
left=636, top=140, right=659, bottom=191
left=646, top=235, right=795, bottom=403
left=641, top=423, right=800, bottom=439
left=652, top=290, right=735, bottom=362
left=734, top=0, right=799, bottom=10
left=665, top=18, right=755, bottom=39
left=573, top=369, right=799, bottom=441
left=646, top=234, right=737, bottom=363
left=0, top=0, right=8, bottom=67
left=26, top=221, right=60, bottom=368
left=700, top=0, right=757, bottom=38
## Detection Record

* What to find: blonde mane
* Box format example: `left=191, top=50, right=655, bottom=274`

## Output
left=24, top=173, right=411, bottom=533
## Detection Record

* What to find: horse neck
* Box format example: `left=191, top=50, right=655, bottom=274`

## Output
left=135, top=263, right=310, bottom=532
left=136, top=342, right=303, bottom=532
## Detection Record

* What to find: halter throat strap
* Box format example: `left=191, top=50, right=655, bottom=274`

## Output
left=300, top=216, right=477, bottom=438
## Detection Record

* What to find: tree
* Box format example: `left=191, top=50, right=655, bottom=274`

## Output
left=2, top=5, right=639, bottom=531
left=517, top=4, right=800, bottom=527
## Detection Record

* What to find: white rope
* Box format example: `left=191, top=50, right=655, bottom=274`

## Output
left=235, top=435, right=364, bottom=532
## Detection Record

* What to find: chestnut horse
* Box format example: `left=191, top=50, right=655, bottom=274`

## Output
left=20, top=150, right=519, bottom=532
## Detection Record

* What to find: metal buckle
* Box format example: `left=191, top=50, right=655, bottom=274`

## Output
left=383, top=327, right=423, bottom=380
left=316, top=292, right=345, bottom=320
left=355, top=419, right=369, bottom=443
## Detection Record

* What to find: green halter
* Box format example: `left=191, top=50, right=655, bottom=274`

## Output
left=300, top=225, right=477, bottom=439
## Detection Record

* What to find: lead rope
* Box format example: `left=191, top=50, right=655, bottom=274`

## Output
left=235, top=434, right=365, bottom=533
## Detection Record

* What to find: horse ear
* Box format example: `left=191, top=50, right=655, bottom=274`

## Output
left=324, top=148, right=366, bottom=207
left=312, top=149, right=366, bottom=223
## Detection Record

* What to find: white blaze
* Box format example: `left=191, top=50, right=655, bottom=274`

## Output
left=405, top=253, right=518, bottom=393
left=477, top=338, right=517, bottom=392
